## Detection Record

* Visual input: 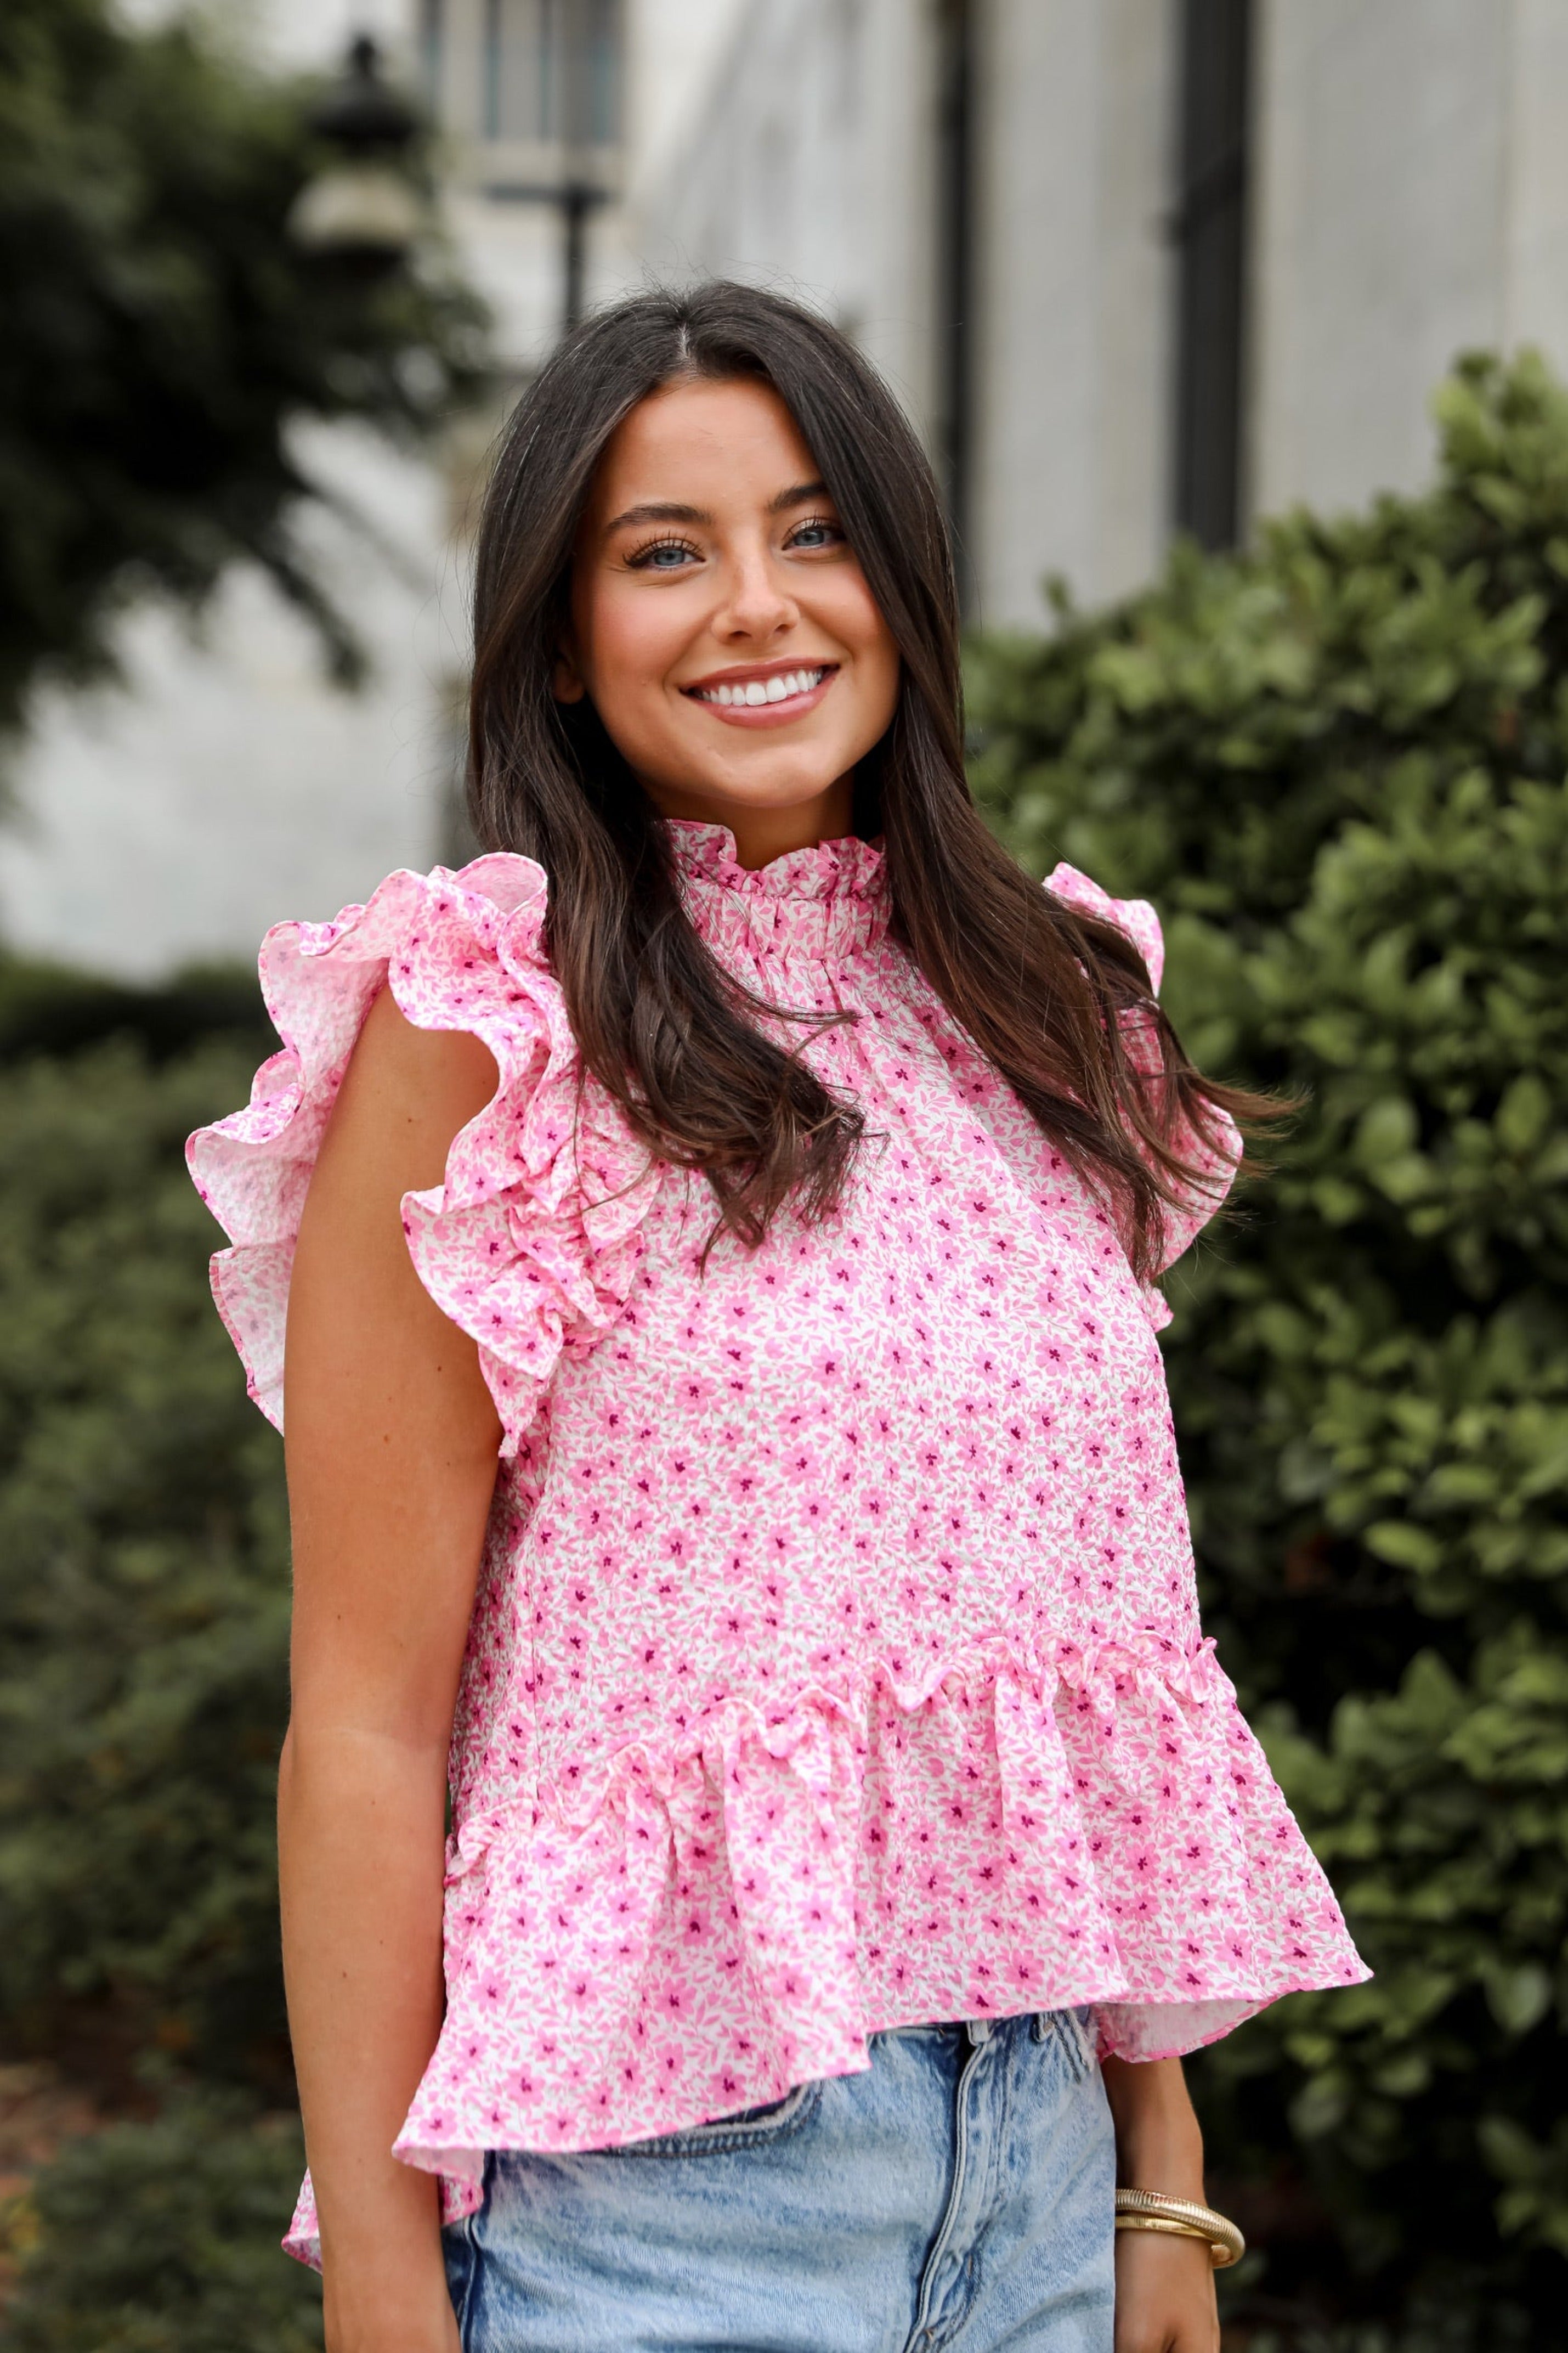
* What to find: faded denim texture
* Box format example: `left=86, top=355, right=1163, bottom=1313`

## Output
left=443, top=2010, right=1116, bottom=2352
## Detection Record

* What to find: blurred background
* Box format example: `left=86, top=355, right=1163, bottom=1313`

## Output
left=1, top=4, right=1566, bottom=2348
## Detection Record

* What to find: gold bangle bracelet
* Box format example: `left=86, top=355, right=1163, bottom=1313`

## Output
left=1114, top=2188, right=1246, bottom=2270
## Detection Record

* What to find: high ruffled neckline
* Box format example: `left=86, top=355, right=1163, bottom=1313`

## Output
left=666, top=819, right=890, bottom=962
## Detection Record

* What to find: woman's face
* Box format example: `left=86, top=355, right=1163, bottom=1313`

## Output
left=558, top=375, right=902, bottom=868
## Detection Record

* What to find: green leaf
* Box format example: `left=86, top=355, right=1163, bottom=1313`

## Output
left=1481, top=1962, right=1554, bottom=2034
left=1363, top=1521, right=1444, bottom=1574
left=1496, top=1073, right=1552, bottom=1155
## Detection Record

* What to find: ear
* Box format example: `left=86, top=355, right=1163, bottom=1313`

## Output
left=551, top=637, right=587, bottom=704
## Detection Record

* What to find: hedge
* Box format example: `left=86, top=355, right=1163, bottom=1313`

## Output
left=970, top=350, right=1568, bottom=2347
left=0, top=986, right=311, bottom=2340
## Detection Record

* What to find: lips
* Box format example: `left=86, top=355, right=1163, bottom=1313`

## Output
left=678, top=660, right=840, bottom=728
left=682, top=662, right=836, bottom=709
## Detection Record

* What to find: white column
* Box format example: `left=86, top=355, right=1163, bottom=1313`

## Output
left=1249, top=0, right=1509, bottom=520
left=1500, top=0, right=1568, bottom=363
left=970, top=0, right=1175, bottom=624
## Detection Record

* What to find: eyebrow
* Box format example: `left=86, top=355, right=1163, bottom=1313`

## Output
left=601, top=481, right=830, bottom=535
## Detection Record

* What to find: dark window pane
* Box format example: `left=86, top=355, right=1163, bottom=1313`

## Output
left=1172, top=0, right=1252, bottom=548
left=419, top=0, right=444, bottom=104
left=482, top=0, right=621, bottom=145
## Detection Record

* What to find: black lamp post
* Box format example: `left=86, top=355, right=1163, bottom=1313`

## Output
left=479, top=0, right=616, bottom=337
left=288, top=35, right=425, bottom=271
left=540, top=0, right=613, bottom=334
left=557, top=178, right=610, bottom=337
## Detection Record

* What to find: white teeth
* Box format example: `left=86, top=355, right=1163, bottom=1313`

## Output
left=694, top=666, right=828, bottom=704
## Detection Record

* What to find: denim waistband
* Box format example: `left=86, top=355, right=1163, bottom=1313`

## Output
left=879, top=2006, right=1096, bottom=2053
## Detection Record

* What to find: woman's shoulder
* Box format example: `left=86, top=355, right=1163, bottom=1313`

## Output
left=188, top=854, right=656, bottom=1452
left=1043, top=861, right=1165, bottom=995
left=333, top=977, right=501, bottom=1164
left=203, top=849, right=570, bottom=1191
left=252, top=851, right=554, bottom=1038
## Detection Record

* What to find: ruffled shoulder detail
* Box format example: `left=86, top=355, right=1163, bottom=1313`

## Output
left=1045, top=860, right=1165, bottom=992
left=185, top=859, right=657, bottom=1455
left=1045, top=861, right=1239, bottom=1282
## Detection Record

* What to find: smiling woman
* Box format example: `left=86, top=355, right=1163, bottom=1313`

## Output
left=552, top=375, right=901, bottom=856
left=186, top=284, right=1365, bottom=2353
left=461, top=288, right=1256, bottom=1266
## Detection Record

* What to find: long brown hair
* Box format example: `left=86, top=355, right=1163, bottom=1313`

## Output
left=468, top=282, right=1252, bottom=1281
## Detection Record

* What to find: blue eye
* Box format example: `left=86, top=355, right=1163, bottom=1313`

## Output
left=789, top=517, right=842, bottom=550
left=627, top=537, right=700, bottom=571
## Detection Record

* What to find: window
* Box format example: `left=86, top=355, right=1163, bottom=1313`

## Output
left=1171, top=0, right=1252, bottom=548
left=935, top=0, right=975, bottom=607
left=418, top=0, right=444, bottom=102
left=481, top=0, right=622, bottom=147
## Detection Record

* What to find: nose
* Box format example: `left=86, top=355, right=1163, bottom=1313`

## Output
left=711, top=537, right=799, bottom=644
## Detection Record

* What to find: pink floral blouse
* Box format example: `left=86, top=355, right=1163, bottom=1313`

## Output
left=188, top=821, right=1366, bottom=2266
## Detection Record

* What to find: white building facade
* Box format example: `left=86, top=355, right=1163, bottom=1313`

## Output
left=641, top=0, right=1568, bottom=621
left=7, top=1, right=1568, bottom=975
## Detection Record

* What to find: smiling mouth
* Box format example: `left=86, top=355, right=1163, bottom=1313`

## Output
left=683, top=664, right=836, bottom=709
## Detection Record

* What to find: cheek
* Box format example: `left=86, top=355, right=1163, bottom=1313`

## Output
left=838, top=585, right=902, bottom=719
left=580, top=585, right=690, bottom=718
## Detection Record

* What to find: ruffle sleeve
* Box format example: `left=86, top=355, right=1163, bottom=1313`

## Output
left=1045, top=862, right=1241, bottom=1279
left=185, top=857, right=658, bottom=1455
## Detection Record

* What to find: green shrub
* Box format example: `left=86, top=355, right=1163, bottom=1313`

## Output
left=0, top=984, right=308, bottom=2339
left=0, top=1015, right=291, bottom=2097
left=970, top=351, right=1568, bottom=2345
left=0, top=954, right=271, bottom=1068
left=2, top=2099, right=321, bottom=2351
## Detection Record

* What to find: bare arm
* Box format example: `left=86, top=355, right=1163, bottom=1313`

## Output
left=1103, top=2055, right=1220, bottom=2353
left=280, top=985, right=503, bottom=2353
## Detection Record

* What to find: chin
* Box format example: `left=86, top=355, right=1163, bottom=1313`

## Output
left=675, top=757, right=846, bottom=810
left=718, top=771, right=840, bottom=804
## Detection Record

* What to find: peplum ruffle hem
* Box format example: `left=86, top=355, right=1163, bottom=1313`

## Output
left=276, top=1625, right=1363, bottom=2265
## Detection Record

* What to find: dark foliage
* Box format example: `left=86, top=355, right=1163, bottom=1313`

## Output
left=2, top=2098, right=321, bottom=2351
left=0, top=973, right=308, bottom=2338
left=0, top=953, right=272, bottom=1068
left=0, top=0, right=487, bottom=749
left=970, top=351, right=1568, bottom=2348
left=0, top=1017, right=291, bottom=2104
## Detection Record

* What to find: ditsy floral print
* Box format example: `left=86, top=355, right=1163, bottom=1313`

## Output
left=188, top=822, right=1367, bottom=2267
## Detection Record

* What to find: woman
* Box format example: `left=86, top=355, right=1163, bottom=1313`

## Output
left=190, top=284, right=1365, bottom=2353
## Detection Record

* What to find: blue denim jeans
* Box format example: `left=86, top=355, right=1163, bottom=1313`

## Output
left=443, top=2010, right=1116, bottom=2351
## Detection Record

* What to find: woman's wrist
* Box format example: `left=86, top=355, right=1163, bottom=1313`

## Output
left=321, top=2238, right=458, bottom=2353
left=1114, top=2109, right=1206, bottom=2199
left=1101, top=2053, right=1207, bottom=2201
left=315, top=2155, right=455, bottom=2343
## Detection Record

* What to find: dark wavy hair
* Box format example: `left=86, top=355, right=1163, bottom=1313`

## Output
left=467, top=280, right=1254, bottom=1280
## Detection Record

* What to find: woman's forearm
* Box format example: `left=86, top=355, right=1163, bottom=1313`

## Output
left=1101, top=2055, right=1207, bottom=2196
left=278, top=1720, right=455, bottom=2324
left=278, top=988, right=505, bottom=2349
left=1103, top=2057, right=1220, bottom=2351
